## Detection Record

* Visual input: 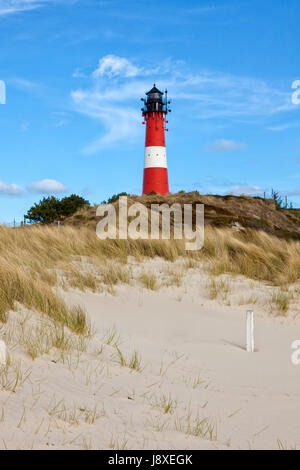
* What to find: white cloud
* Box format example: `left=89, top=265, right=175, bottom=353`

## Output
left=227, top=185, right=264, bottom=196
left=71, top=87, right=141, bottom=153
left=0, top=181, right=23, bottom=195
left=71, top=55, right=294, bottom=154
left=27, top=179, right=68, bottom=194
left=92, top=55, right=141, bottom=79
left=205, top=139, right=246, bottom=152
left=267, top=122, right=300, bottom=132
left=0, top=0, right=49, bottom=16
left=0, top=0, right=75, bottom=16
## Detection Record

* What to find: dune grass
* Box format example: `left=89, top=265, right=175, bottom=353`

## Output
left=0, top=223, right=299, bottom=327
left=139, top=272, right=158, bottom=290
left=113, top=345, right=142, bottom=371
left=270, top=291, right=290, bottom=315
left=207, top=278, right=231, bottom=301
left=202, top=227, right=300, bottom=285
left=0, top=225, right=91, bottom=332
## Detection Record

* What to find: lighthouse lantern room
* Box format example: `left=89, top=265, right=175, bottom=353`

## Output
left=141, top=85, right=171, bottom=195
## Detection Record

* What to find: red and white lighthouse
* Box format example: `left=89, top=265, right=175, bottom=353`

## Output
left=141, top=85, right=171, bottom=195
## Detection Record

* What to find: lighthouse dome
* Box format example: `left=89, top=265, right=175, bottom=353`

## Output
left=144, top=84, right=165, bottom=112
left=146, top=84, right=163, bottom=96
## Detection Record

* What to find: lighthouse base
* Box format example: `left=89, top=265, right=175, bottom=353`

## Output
left=143, top=167, right=169, bottom=195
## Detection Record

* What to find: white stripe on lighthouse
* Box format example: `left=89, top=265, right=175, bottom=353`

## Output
left=144, top=146, right=167, bottom=168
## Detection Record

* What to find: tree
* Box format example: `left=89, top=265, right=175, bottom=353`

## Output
left=103, top=192, right=128, bottom=204
left=25, top=194, right=89, bottom=224
left=59, top=194, right=89, bottom=217
left=271, top=189, right=283, bottom=210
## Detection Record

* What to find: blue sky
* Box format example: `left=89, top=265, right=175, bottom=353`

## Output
left=0, top=0, right=300, bottom=222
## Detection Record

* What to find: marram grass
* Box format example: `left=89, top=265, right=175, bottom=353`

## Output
left=0, top=223, right=299, bottom=327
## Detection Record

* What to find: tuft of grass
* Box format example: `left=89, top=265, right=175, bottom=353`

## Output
left=270, top=291, right=290, bottom=315
left=186, top=413, right=217, bottom=441
left=147, top=416, right=169, bottom=433
left=207, top=278, right=231, bottom=301
left=238, top=294, right=258, bottom=306
left=128, top=350, right=142, bottom=371
left=64, top=265, right=100, bottom=292
left=2, top=312, right=92, bottom=361
left=102, top=326, right=121, bottom=347
left=113, top=345, right=142, bottom=372
left=139, top=272, right=158, bottom=290
left=164, top=267, right=183, bottom=287
left=151, top=394, right=177, bottom=414
left=0, top=355, right=31, bottom=393
left=0, top=259, right=88, bottom=334
left=0, top=309, right=8, bottom=324
left=100, top=262, right=131, bottom=286
left=114, top=345, right=127, bottom=367
left=109, top=434, right=128, bottom=450
left=82, top=405, right=99, bottom=425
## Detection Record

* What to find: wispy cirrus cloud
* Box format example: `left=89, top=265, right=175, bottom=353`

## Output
left=205, top=139, right=246, bottom=152
left=267, top=121, right=300, bottom=132
left=72, top=89, right=140, bottom=153
left=0, top=0, right=49, bottom=16
left=71, top=54, right=294, bottom=154
left=0, top=0, right=76, bottom=16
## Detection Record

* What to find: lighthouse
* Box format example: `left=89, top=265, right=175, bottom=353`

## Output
left=141, top=85, right=171, bottom=195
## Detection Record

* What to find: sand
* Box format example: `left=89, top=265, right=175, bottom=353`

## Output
left=0, top=257, right=300, bottom=450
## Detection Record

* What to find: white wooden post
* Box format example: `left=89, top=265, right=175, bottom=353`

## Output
left=246, top=310, right=254, bottom=352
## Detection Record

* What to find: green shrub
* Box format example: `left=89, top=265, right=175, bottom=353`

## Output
left=25, top=194, right=89, bottom=224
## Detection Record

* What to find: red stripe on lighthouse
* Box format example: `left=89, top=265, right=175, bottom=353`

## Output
left=143, top=167, right=169, bottom=194
left=142, top=110, right=169, bottom=195
left=145, top=113, right=165, bottom=147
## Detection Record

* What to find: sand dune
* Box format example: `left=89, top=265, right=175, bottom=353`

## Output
left=0, top=257, right=299, bottom=450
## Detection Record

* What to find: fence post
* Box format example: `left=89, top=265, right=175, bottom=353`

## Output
left=246, top=310, right=254, bottom=352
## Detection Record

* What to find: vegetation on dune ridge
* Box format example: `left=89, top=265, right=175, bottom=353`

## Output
left=25, top=194, right=89, bottom=224
left=63, top=191, right=300, bottom=240
left=0, top=225, right=88, bottom=333
left=0, top=222, right=299, bottom=310
left=0, top=191, right=299, bottom=327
